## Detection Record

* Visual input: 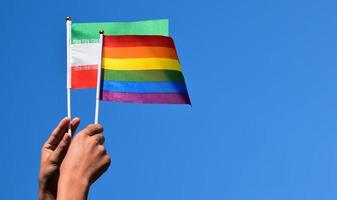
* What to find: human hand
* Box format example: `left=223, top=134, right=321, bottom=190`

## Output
left=57, top=124, right=111, bottom=200
left=39, top=117, right=80, bottom=200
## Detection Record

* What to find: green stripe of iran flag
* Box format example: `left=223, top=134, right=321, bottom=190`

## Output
left=71, top=19, right=169, bottom=44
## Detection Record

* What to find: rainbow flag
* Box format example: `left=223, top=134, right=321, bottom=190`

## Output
left=100, top=35, right=190, bottom=104
left=70, top=19, right=169, bottom=89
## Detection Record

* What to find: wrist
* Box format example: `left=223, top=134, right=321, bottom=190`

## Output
left=38, top=177, right=57, bottom=200
left=57, top=173, right=90, bottom=200
left=38, top=191, right=55, bottom=200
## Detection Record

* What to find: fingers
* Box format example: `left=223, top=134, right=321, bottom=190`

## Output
left=44, top=117, right=71, bottom=149
left=82, top=124, right=104, bottom=136
left=70, top=117, right=81, bottom=135
left=90, top=154, right=111, bottom=184
left=48, top=133, right=71, bottom=165
left=92, top=133, right=105, bottom=145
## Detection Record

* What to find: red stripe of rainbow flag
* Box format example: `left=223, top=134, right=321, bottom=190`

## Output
left=100, top=35, right=190, bottom=104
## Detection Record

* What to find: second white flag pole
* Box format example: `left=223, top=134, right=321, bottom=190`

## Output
left=94, top=31, right=104, bottom=124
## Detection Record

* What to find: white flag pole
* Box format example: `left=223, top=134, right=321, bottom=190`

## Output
left=94, top=31, right=104, bottom=124
left=66, top=16, right=72, bottom=135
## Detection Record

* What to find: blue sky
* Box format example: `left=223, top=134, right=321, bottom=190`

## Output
left=1, top=0, right=337, bottom=199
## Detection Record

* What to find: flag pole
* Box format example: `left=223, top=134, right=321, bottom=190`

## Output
left=94, top=30, right=104, bottom=124
left=66, top=16, right=72, bottom=135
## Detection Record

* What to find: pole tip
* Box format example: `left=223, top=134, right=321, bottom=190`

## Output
left=99, top=30, right=104, bottom=34
left=66, top=16, right=71, bottom=21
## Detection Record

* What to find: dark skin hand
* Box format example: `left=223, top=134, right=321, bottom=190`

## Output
left=57, top=124, right=111, bottom=200
left=39, top=117, right=80, bottom=200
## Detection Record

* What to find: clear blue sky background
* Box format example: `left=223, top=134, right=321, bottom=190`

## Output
left=1, top=0, right=337, bottom=199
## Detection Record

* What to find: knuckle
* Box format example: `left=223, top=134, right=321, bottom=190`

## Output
left=47, top=155, right=58, bottom=166
left=58, top=139, right=67, bottom=148
left=105, top=156, right=111, bottom=166
left=63, top=134, right=71, bottom=142
left=98, top=145, right=107, bottom=154
left=95, top=123, right=103, bottom=129
left=97, top=134, right=104, bottom=143
left=88, top=124, right=102, bottom=130
left=85, top=124, right=103, bottom=135
left=94, top=124, right=104, bottom=132
left=96, top=133, right=102, bottom=138
left=99, top=125, right=104, bottom=133
left=59, top=138, right=69, bottom=149
left=84, top=125, right=95, bottom=134
left=86, top=124, right=96, bottom=129
left=58, top=141, right=66, bottom=149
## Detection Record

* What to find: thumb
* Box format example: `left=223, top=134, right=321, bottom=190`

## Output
left=48, top=133, right=71, bottom=165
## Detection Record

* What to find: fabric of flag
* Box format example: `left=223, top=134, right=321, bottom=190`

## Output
left=70, top=19, right=169, bottom=89
left=100, top=35, right=191, bottom=104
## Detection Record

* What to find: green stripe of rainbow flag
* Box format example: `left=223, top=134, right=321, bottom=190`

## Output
left=102, top=70, right=185, bottom=82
